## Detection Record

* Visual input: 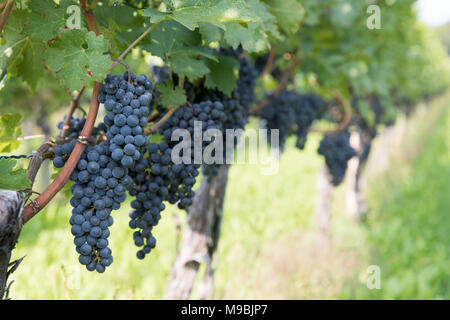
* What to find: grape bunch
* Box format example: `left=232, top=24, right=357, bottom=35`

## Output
left=53, top=119, right=131, bottom=272
left=235, top=56, right=259, bottom=111
left=184, top=49, right=258, bottom=178
left=260, top=91, right=325, bottom=150
left=98, top=72, right=152, bottom=169
left=68, top=140, right=135, bottom=273
left=260, top=91, right=295, bottom=150
left=295, top=94, right=326, bottom=149
left=127, top=150, right=164, bottom=260
left=52, top=72, right=154, bottom=272
left=126, top=101, right=225, bottom=259
left=191, top=88, right=247, bottom=178
left=318, top=131, right=357, bottom=186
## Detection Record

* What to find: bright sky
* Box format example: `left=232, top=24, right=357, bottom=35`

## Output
left=417, top=0, right=450, bottom=26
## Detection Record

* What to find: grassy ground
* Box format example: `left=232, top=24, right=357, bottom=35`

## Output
left=7, top=92, right=450, bottom=300
left=340, top=95, right=450, bottom=299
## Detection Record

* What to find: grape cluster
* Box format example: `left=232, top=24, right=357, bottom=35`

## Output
left=318, top=131, right=357, bottom=186
left=184, top=49, right=258, bottom=178
left=53, top=72, right=154, bottom=272
left=98, top=72, right=152, bottom=169
left=191, top=88, right=246, bottom=178
left=295, top=94, right=326, bottom=149
left=235, top=56, right=259, bottom=111
left=68, top=140, right=135, bottom=272
left=53, top=119, right=130, bottom=272
left=126, top=101, right=225, bottom=258
left=260, top=92, right=295, bottom=150
left=201, top=63, right=257, bottom=177
left=260, top=91, right=325, bottom=150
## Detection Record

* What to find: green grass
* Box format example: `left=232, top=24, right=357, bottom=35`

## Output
left=7, top=93, right=450, bottom=300
left=340, top=97, right=450, bottom=299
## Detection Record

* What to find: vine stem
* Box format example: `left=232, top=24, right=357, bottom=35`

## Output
left=147, top=111, right=161, bottom=122
left=144, top=107, right=176, bottom=135
left=0, top=0, right=15, bottom=34
left=110, top=21, right=161, bottom=70
left=260, top=45, right=275, bottom=78
left=0, top=1, right=7, bottom=11
left=17, top=134, right=51, bottom=141
left=60, top=86, right=86, bottom=139
left=21, top=82, right=101, bottom=222
left=108, top=56, right=131, bottom=82
left=178, top=76, right=185, bottom=89
left=21, top=1, right=102, bottom=223
left=80, top=0, right=99, bottom=35
left=25, top=142, right=55, bottom=190
left=289, top=53, right=296, bottom=86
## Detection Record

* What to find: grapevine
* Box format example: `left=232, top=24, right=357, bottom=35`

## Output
left=318, top=131, right=357, bottom=186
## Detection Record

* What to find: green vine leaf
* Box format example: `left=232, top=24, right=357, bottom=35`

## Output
left=205, top=56, right=239, bottom=96
left=198, top=22, right=223, bottom=45
left=156, top=80, right=187, bottom=108
left=0, top=159, right=31, bottom=191
left=0, top=11, right=46, bottom=89
left=100, top=19, right=126, bottom=58
left=223, top=22, right=254, bottom=51
left=144, top=20, right=200, bottom=58
left=225, top=0, right=281, bottom=51
left=263, top=0, right=304, bottom=34
left=24, top=0, right=72, bottom=42
left=143, top=0, right=261, bottom=31
left=0, top=113, right=23, bottom=153
left=149, top=134, right=165, bottom=144
left=46, top=30, right=111, bottom=91
left=145, top=21, right=215, bottom=81
left=168, top=55, right=210, bottom=80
